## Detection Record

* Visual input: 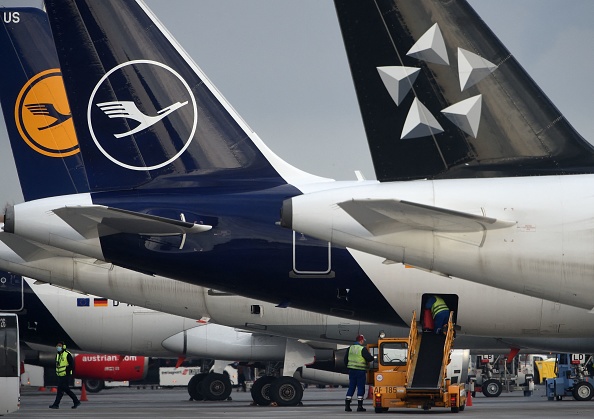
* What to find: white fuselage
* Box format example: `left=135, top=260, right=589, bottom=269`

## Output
left=289, top=174, right=594, bottom=311
left=3, top=186, right=594, bottom=352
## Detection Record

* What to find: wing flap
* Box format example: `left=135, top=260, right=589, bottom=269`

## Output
left=338, top=199, right=515, bottom=236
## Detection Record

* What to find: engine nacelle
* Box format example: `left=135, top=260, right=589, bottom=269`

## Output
left=73, top=354, right=148, bottom=382
left=294, top=366, right=349, bottom=386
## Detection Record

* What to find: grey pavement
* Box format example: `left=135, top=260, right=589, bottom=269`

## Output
left=9, top=384, right=594, bottom=418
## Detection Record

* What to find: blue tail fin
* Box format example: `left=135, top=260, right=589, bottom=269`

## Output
left=0, top=8, right=88, bottom=200
left=334, top=0, right=594, bottom=181
left=44, top=0, right=319, bottom=192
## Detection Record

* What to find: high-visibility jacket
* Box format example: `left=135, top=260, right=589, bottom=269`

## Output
left=56, top=350, right=73, bottom=377
left=431, top=296, right=449, bottom=318
left=347, top=344, right=367, bottom=370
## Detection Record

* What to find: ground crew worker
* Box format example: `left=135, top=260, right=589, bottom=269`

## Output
left=344, top=334, right=374, bottom=412
left=425, top=295, right=450, bottom=334
left=49, top=341, right=81, bottom=409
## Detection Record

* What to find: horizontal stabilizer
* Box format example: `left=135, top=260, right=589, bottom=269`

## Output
left=53, top=206, right=212, bottom=238
left=338, top=199, right=515, bottom=236
left=0, top=232, right=65, bottom=262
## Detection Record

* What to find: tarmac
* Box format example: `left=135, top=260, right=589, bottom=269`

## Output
left=10, top=384, right=594, bottom=418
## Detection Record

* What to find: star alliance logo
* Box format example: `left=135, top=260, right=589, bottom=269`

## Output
left=378, top=23, right=496, bottom=140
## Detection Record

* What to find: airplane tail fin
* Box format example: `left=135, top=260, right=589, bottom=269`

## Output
left=334, top=0, right=594, bottom=181
left=43, top=0, right=324, bottom=192
left=0, top=8, right=89, bottom=201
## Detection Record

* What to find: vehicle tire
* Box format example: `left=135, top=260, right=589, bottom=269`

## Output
left=482, top=379, right=502, bottom=398
left=459, top=401, right=465, bottom=411
left=200, top=373, right=233, bottom=401
left=375, top=407, right=383, bottom=413
left=251, top=376, right=276, bottom=406
left=269, top=376, right=303, bottom=406
left=451, top=406, right=459, bottom=413
left=187, top=373, right=207, bottom=401
left=572, top=381, right=594, bottom=401
left=84, top=379, right=104, bottom=393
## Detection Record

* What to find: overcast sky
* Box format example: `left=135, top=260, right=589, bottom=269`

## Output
left=0, top=0, right=592, bottom=205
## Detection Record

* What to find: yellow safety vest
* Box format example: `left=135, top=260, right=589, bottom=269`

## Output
left=56, top=350, right=72, bottom=377
left=431, top=296, right=448, bottom=318
left=347, top=344, right=367, bottom=370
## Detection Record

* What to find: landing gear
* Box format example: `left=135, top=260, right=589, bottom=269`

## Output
left=251, top=376, right=276, bottom=406
left=187, top=373, right=207, bottom=401
left=200, top=373, right=233, bottom=401
left=268, top=376, right=303, bottom=406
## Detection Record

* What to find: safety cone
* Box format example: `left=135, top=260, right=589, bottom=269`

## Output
left=80, top=381, right=88, bottom=402
left=367, top=385, right=374, bottom=399
left=38, top=386, right=47, bottom=392
left=50, top=387, right=57, bottom=393
left=466, top=391, right=473, bottom=407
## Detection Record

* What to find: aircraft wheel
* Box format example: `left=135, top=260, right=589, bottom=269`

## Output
left=482, top=379, right=502, bottom=397
left=251, top=376, right=276, bottom=406
left=573, top=381, right=594, bottom=401
left=269, top=376, right=303, bottom=406
left=200, top=372, right=232, bottom=401
left=84, top=379, right=104, bottom=393
left=187, top=373, right=206, bottom=401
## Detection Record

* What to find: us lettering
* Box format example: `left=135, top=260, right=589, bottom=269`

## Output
left=3, top=12, right=20, bottom=24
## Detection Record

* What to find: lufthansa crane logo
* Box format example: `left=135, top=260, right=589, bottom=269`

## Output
left=87, top=60, right=197, bottom=171
left=15, top=69, right=79, bottom=157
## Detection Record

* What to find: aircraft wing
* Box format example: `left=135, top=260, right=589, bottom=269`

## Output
left=53, top=206, right=212, bottom=238
left=337, top=199, right=515, bottom=236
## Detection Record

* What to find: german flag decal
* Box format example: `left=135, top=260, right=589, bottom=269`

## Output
left=93, top=298, right=108, bottom=307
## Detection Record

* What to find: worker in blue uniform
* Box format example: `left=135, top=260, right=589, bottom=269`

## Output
left=344, top=334, right=374, bottom=412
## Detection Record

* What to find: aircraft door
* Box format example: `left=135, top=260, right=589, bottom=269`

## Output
left=290, top=231, right=334, bottom=277
left=420, top=294, right=459, bottom=330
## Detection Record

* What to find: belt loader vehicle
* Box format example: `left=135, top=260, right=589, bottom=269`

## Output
left=368, top=312, right=466, bottom=413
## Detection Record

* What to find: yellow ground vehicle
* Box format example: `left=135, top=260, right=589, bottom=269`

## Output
left=368, top=311, right=466, bottom=413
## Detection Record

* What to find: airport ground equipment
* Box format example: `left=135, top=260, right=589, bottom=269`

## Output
left=470, top=352, right=537, bottom=397
left=546, top=354, right=594, bottom=401
left=0, top=314, right=19, bottom=415
left=368, top=312, right=466, bottom=413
